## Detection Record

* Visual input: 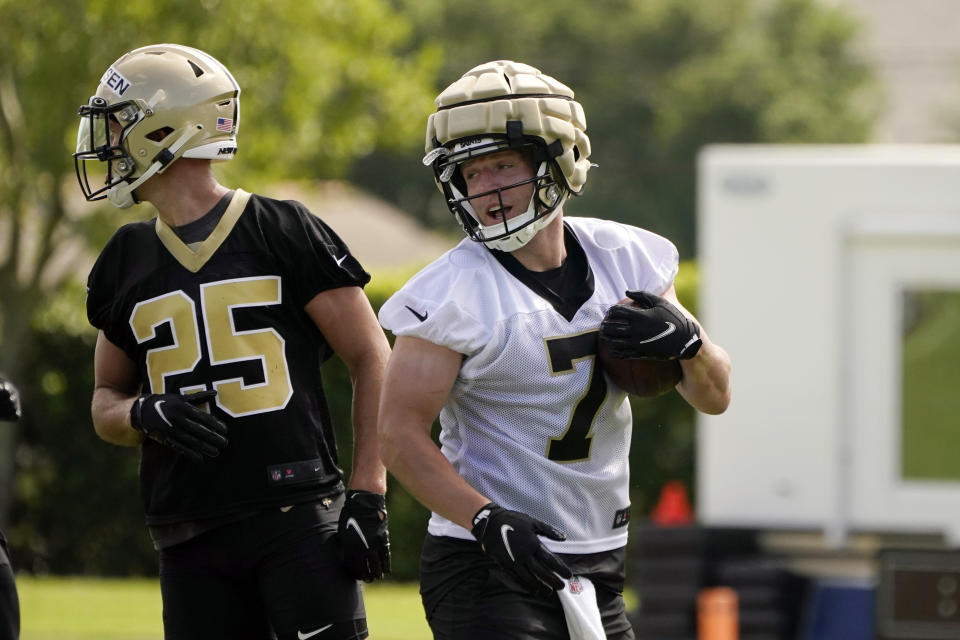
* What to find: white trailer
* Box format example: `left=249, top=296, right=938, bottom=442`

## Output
left=696, top=145, right=960, bottom=546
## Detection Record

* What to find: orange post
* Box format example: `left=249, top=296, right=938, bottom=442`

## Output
left=697, top=586, right=738, bottom=640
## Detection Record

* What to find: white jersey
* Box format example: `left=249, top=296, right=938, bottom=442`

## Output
left=379, top=217, right=678, bottom=554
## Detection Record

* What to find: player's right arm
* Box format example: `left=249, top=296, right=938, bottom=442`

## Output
left=91, top=330, right=143, bottom=446
left=379, top=335, right=572, bottom=594
left=378, top=336, right=490, bottom=529
left=91, top=331, right=229, bottom=461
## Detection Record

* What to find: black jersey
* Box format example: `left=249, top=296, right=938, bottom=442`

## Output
left=87, top=190, right=370, bottom=525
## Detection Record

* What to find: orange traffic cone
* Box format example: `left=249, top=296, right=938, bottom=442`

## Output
left=697, top=586, right=738, bottom=640
left=650, top=480, right=694, bottom=526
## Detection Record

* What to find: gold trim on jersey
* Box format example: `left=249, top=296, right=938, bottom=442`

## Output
left=155, top=189, right=251, bottom=273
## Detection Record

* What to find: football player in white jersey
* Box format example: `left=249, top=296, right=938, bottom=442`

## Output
left=378, top=60, right=731, bottom=639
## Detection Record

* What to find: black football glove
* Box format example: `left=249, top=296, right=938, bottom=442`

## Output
left=470, top=503, right=572, bottom=596
left=130, top=390, right=228, bottom=463
left=0, top=378, right=21, bottom=421
left=338, top=490, right=390, bottom=582
left=598, top=290, right=703, bottom=360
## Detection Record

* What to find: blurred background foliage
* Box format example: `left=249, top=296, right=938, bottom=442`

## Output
left=0, top=0, right=878, bottom=579
left=352, top=0, right=879, bottom=253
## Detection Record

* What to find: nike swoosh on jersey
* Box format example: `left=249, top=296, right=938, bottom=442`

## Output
left=346, top=517, right=370, bottom=549
left=636, top=322, right=676, bottom=344
left=335, top=254, right=348, bottom=266
left=500, top=524, right=516, bottom=562
left=298, top=625, right=333, bottom=639
left=154, top=400, right=173, bottom=427
left=404, top=305, right=428, bottom=322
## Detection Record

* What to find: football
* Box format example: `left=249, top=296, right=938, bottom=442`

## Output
left=597, top=300, right=683, bottom=398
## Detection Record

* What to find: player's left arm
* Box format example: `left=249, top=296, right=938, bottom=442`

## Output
left=661, top=285, right=732, bottom=415
left=305, top=286, right=391, bottom=494
left=306, top=285, right=392, bottom=581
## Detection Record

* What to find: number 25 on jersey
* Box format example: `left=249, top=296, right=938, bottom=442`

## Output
left=129, top=276, right=293, bottom=417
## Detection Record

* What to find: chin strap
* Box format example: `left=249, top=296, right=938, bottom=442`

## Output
left=485, top=208, right=561, bottom=252
left=107, top=125, right=203, bottom=209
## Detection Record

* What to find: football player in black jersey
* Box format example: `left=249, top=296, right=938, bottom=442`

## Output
left=378, top=61, right=732, bottom=639
left=75, top=44, right=391, bottom=640
left=0, top=376, right=21, bottom=640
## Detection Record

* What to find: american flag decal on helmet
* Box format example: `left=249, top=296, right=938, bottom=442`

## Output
left=216, top=117, right=233, bottom=132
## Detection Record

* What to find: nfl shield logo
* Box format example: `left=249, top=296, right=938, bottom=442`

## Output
left=569, top=577, right=583, bottom=594
left=271, top=469, right=282, bottom=482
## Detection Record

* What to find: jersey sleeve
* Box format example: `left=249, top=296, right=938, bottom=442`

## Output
left=622, top=223, right=679, bottom=296
left=85, top=224, right=143, bottom=350
left=573, top=217, right=679, bottom=297
left=378, top=249, right=492, bottom=355
left=86, top=248, right=116, bottom=332
left=263, top=199, right=371, bottom=307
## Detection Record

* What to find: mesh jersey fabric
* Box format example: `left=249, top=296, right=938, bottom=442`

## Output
left=379, top=216, right=678, bottom=554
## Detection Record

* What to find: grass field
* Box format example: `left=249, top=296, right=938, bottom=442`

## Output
left=17, top=576, right=431, bottom=639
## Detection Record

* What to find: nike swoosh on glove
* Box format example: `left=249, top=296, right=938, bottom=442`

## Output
left=470, top=503, right=572, bottom=597
left=598, top=290, right=702, bottom=360
left=338, top=490, right=390, bottom=582
left=130, top=390, right=228, bottom=463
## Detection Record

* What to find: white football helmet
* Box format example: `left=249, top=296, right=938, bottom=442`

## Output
left=74, top=44, right=240, bottom=209
left=423, top=60, right=592, bottom=251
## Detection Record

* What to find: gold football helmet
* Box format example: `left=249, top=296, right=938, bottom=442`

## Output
left=74, top=44, right=240, bottom=209
left=423, top=60, right=592, bottom=251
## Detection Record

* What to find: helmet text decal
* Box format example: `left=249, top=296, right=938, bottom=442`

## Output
left=100, top=67, right=132, bottom=97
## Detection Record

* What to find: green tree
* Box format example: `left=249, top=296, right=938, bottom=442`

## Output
left=351, top=0, right=879, bottom=256
left=0, top=0, right=439, bottom=527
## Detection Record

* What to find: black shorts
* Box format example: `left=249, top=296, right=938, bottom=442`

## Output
left=159, top=496, right=366, bottom=640
left=420, top=534, right=635, bottom=640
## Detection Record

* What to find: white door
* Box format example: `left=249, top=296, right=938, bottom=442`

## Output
left=845, top=215, right=960, bottom=543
